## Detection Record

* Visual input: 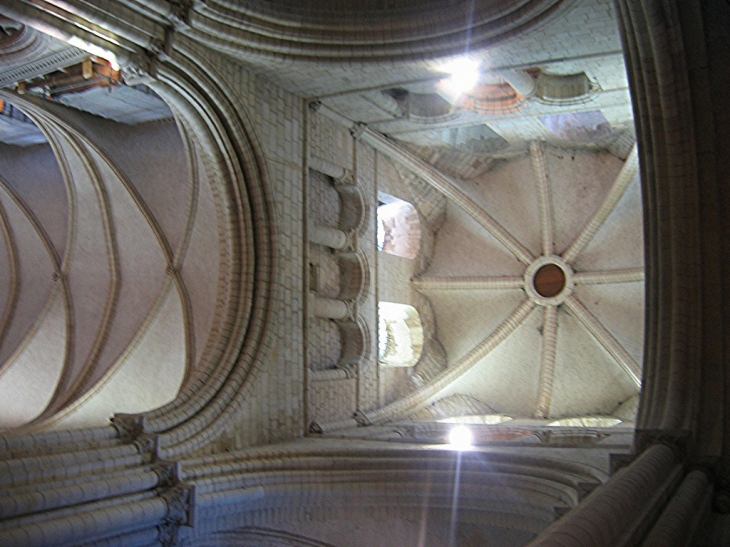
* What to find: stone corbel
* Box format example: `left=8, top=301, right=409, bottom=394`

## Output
left=160, top=0, right=194, bottom=62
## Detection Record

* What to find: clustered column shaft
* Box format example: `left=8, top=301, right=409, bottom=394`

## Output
left=527, top=444, right=711, bottom=547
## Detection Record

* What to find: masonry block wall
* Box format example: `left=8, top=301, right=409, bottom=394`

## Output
left=191, top=51, right=308, bottom=451
left=190, top=57, right=432, bottom=446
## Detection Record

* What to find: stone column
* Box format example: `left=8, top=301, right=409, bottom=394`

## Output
left=642, top=469, right=712, bottom=547
left=309, top=225, right=349, bottom=250
left=527, top=444, right=681, bottom=547
left=312, top=295, right=350, bottom=320
left=309, top=155, right=352, bottom=183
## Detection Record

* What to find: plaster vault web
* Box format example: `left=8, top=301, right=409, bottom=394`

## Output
left=412, top=141, right=643, bottom=421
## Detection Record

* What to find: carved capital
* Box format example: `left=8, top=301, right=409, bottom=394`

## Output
left=350, top=122, right=367, bottom=140
left=343, top=230, right=356, bottom=251
left=160, top=483, right=196, bottom=526
left=336, top=300, right=356, bottom=322
left=148, top=37, right=165, bottom=56
left=112, top=413, right=146, bottom=441
left=154, top=460, right=182, bottom=487
left=133, top=434, right=161, bottom=459
left=332, top=169, right=356, bottom=186
left=154, top=459, right=193, bottom=544
left=111, top=414, right=165, bottom=460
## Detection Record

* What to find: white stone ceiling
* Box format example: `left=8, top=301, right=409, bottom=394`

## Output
left=0, top=92, right=223, bottom=432
left=414, top=143, right=643, bottom=420
left=0, top=0, right=644, bottom=430
left=303, top=0, right=643, bottom=424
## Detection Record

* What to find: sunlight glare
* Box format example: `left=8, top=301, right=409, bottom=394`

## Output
left=448, top=425, right=473, bottom=450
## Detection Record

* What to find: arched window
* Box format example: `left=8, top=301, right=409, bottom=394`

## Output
left=376, top=195, right=420, bottom=259
left=378, top=302, right=423, bottom=367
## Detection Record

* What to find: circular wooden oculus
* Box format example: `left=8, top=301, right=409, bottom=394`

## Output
left=532, top=264, right=566, bottom=298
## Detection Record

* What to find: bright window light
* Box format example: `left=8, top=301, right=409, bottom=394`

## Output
left=439, top=58, right=480, bottom=99
left=448, top=425, right=473, bottom=449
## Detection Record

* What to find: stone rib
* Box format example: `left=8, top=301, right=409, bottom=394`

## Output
left=530, top=141, right=555, bottom=257
left=562, top=145, right=638, bottom=263
left=412, top=275, right=524, bottom=291
left=362, top=128, right=534, bottom=265
left=362, top=299, right=536, bottom=424
left=573, top=268, right=645, bottom=285
left=534, top=305, right=558, bottom=418
left=564, top=295, right=641, bottom=388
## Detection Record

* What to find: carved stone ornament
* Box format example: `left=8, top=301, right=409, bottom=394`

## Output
left=122, top=50, right=158, bottom=85
left=112, top=413, right=146, bottom=440
left=349, top=122, right=367, bottom=140
left=332, top=169, right=356, bottom=186
left=160, top=484, right=196, bottom=526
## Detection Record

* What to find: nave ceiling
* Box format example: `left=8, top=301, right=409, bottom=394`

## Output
left=0, top=0, right=642, bottom=436
left=1, top=0, right=726, bottom=546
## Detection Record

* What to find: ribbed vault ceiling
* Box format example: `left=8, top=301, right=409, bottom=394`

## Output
left=0, top=92, right=224, bottom=432
left=0, top=0, right=642, bottom=435
left=413, top=141, right=643, bottom=420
